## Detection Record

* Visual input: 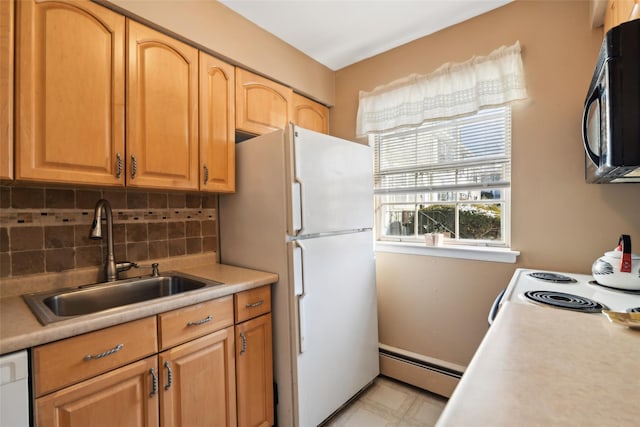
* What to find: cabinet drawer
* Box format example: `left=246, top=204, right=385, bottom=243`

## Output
left=158, top=296, right=234, bottom=350
left=235, top=286, right=271, bottom=323
left=32, top=316, right=157, bottom=397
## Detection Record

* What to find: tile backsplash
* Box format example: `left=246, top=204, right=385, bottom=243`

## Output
left=0, top=185, right=218, bottom=279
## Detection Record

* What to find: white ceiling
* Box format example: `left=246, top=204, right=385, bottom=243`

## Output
left=219, top=0, right=513, bottom=71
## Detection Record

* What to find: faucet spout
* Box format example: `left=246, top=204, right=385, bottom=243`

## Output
left=90, top=199, right=118, bottom=282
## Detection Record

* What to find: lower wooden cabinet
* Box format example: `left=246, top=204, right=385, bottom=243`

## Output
left=159, top=326, right=236, bottom=427
left=35, top=356, right=159, bottom=427
left=33, top=286, right=273, bottom=427
left=235, top=314, right=274, bottom=427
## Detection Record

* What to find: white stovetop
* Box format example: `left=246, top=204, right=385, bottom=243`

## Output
left=503, top=268, right=640, bottom=313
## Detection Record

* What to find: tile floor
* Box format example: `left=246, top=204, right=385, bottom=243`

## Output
left=322, top=376, right=448, bottom=427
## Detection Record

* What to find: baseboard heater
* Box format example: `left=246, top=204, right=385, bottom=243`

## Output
left=378, top=344, right=464, bottom=398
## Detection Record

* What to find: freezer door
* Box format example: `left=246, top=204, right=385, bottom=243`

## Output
left=289, top=125, right=374, bottom=236
left=291, top=230, right=379, bottom=427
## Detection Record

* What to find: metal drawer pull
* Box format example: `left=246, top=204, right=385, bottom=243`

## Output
left=203, top=164, right=209, bottom=185
left=150, top=368, right=158, bottom=397
left=187, top=315, right=212, bottom=326
left=246, top=300, right=264, bottom=308
left=164, top=361, right=173, bottom=391
left=83, top=343, right=124, bottom=361
left=239, top=332, right=247, bottom=355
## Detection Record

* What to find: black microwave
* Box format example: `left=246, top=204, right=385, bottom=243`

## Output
left=582, top=19, right=640, bottom=183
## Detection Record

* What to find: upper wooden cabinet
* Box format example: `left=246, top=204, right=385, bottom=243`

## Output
left=236, top=68, right=293, bottom=135
left=0, top=0, right=13, bottom=180
left=292, top=93, right=330, bottom=134
left=199, top=52, right=236, bottom=193
left=604, top=0, right=638, bottom=33
left=15, top=0, right=125, bottom=186
left=126, top=20, right=199, bottom=190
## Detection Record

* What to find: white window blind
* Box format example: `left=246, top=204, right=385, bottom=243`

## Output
left=374, top=106, right=511, bottom=195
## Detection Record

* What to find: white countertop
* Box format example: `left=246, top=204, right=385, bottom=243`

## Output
left=0, top=262, right=278, bottom=355
left=435, top=301, right=640, bottom=426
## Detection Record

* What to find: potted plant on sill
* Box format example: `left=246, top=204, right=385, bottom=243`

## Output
left=424, top=225, right=449, bottom=247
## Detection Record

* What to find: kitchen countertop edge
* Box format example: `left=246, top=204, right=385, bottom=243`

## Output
left=434, top=301, right=640, bottom=426
left=0, top=263, right=278, bottom=355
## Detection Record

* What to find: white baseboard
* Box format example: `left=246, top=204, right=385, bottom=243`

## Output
left=378, top=346, right=463, bottom=398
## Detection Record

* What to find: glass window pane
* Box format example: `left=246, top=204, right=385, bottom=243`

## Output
left=380, top=204, right=415, bottom=236
left=417, top=204, right=455, bottom=236
left=459, top=203, right=503, bottom=240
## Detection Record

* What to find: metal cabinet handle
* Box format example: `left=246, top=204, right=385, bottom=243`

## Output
left=131, top=154, right=137, bottom=179
left=83, top=343, right=123, bottom=361
left=239, top=332, right=247, bottom=355
left=150, top=368, right=158, bottom=397
left=187, top=315, right=212, bottom=327
left=115, top=153, right=122, bottom=179
left=245, top=300, right=264, bottom=308
left=203, top=164, right=209, bottom=185
left=164, top=361, right=173, bottom=391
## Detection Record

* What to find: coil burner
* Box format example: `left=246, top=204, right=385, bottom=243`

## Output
left=627, top=307, right=640, bottom=313
left=527, top=272, right=577, bottom=283
left=524, top=290, right=608, bottom=313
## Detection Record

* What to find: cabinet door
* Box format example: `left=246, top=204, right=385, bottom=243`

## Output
left=35, top=356, right=159, bottom=427
left=618, top=0, right=636, bottom=22
left=236, top=313, right=274, bottom=427
left=236, top=68, right=292, bottom=135
left=0, top=0, right=13, bottom=180
left=127, top=20, right=199, bottom=190
left=16, top=0, right=125, bottom=186
left=292, top=93, right=330, bottom=134
left=604, top=0, right=617, bottom=33
left=159, top=326, right=237, bottom=427
left=199, top=52, right=235, bottom=193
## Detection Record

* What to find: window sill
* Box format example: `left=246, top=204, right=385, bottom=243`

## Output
left=375, top=241, right=520, bottom=263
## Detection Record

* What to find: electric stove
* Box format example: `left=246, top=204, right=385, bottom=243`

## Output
left=501, top=268, right=640, bottom=314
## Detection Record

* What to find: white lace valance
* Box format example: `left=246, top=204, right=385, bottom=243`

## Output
left=356, top=41, right=528, bottom=137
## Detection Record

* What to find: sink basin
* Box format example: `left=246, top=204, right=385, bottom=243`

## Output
left=23, top=274, right=223, bottom=325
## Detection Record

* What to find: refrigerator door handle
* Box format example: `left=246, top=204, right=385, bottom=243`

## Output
left=291, top=182, right=303, bottom=235
left=292, top=241, right=307, bottom=353
left=297, top=294, right=307, bottom=353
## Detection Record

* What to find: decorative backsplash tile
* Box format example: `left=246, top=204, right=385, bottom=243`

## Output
left=0, top=185, right=218, bottom=279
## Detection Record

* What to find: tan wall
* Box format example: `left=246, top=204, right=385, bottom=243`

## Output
left=100, top=0, right=335, bottom=105
left=334, top=0, right=640, bottom=367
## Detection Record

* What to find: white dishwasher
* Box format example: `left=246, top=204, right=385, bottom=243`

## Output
left=0, top=350, right=30, bottom=427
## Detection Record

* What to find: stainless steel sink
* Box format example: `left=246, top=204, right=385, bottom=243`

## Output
left=23, top=273, right=223, bottom=325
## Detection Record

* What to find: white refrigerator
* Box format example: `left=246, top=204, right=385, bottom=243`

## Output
left=219, top=124, right=379, bottom=427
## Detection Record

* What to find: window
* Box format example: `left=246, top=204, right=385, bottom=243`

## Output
left=373, top=105, right=511, bottom=247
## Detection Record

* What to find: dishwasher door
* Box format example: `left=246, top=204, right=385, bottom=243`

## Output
left=0, top=350, right=30, bottom=427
